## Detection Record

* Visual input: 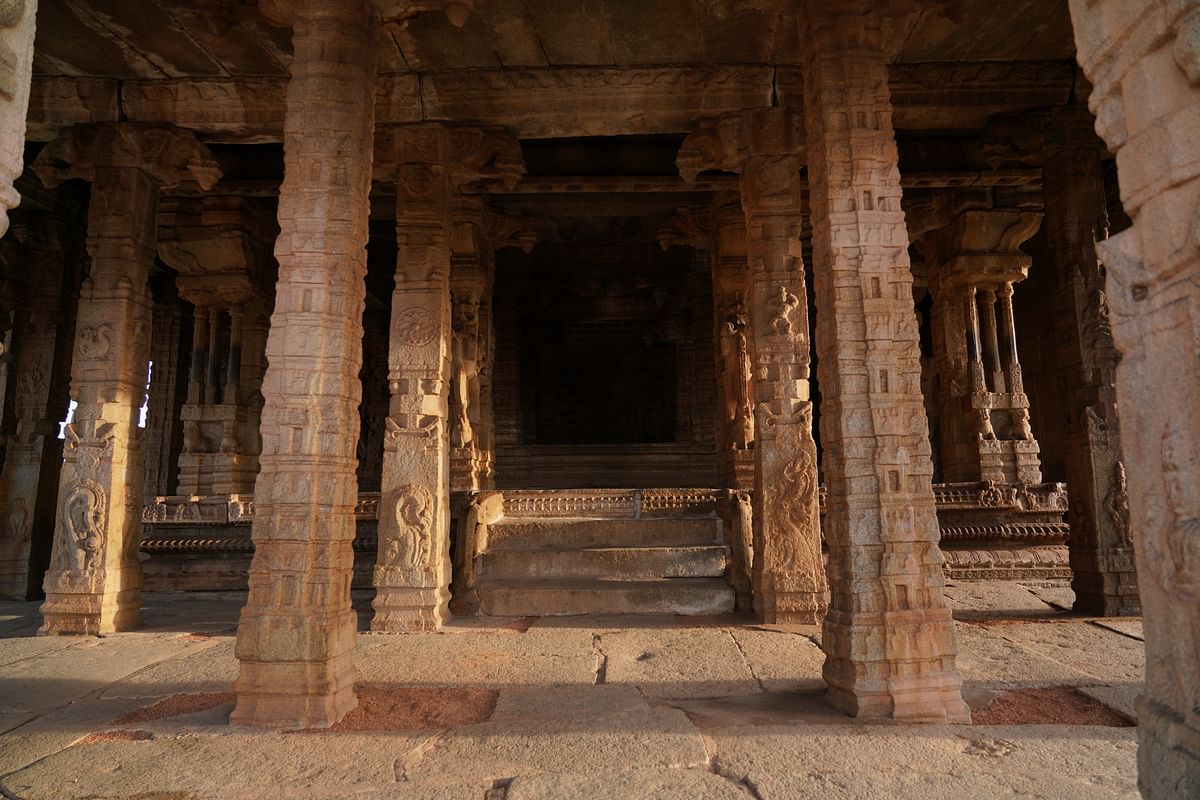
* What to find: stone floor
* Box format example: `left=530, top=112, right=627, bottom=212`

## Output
left=0, top=581, right=1143, bottom=799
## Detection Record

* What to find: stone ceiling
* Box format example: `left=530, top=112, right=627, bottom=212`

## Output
left=35, top=0, right=1074, bottom=80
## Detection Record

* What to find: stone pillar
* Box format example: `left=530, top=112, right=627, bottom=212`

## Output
left=157, top=196, right=278, bottom=496
left=230, top=0, right=376, bottom=730
left=1043, top=105, right=1139, bottom=617
left=677, top=111, right=826, bottom=624
left=1067, top=2, right=1200, bottom=792
left=0, top=213, right=78, bottom=599
left=142, top=276, right=189, bottom=498
left=799, top=0, right=968, bottom=721
left=449, top=199, right=489, bottom=493
left=922, top=207, right=1045, bottom=484
left=371, top=124, right=523, bottom=631
left=0, top=0, right=37, bottom=237
left=31, top=123, right=220, bottom=635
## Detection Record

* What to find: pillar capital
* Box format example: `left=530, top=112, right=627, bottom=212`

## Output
left=676, top=109, right=805, bottom=184
left=32, top=123, right=221, bottom=191
left=656, top=204, right=711, bottom=251
left=374, top=124, right=525, bottom=190
left=485, top=210, right=540, bottom=254
left=923, top=208, right=1044, bottom=287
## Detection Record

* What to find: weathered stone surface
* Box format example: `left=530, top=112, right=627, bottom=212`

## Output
left=800, top=0, right=968, bottom=722
left=231, top=0, right=378, bottom=730
left=601, top=628, right=759, bottom=699
left=0, top=0, right=36, bottom=236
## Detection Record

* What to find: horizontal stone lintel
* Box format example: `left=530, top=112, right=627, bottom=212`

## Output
left=28, top=61, right=1075, bottom=143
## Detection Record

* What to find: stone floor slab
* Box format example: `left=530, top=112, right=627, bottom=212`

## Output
left=600, top=628, right=760, bottom=699
left=953, top=623, right=1095, bottom=687
left=506, top=767, right=753, bottom=799
left=728, top=628, right=825, bottom=692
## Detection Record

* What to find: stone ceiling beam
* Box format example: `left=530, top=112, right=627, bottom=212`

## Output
left=26, top=61, right=1077, bottom=144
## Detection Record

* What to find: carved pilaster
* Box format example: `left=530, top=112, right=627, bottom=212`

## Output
left=800, top=0, right=968, bottom=722
left=31, top=123, right=220, bottom=636
left=678, top=109, right=825, bottom=624
left=1042, top=104, right=1139, bottom=617
left=0, top=212, right=79, bottom=599
left=231, top=0, right=375, bottom=730
left=371, top=123, right=524, bottom=631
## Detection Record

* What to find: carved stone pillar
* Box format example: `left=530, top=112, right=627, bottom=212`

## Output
left=142, top=276, right=189, bottom=498
left=1068, top=2, right=1200, bottom=792
left=231, top=0, right=376, bottom=730
left=31, top=123, right=220, bottom=635
left=677, top=110, right=826, bottom=624
left=449, top=199, right=489, bottom=493
left=371, top=124, right=523, bottom=631
left=799, top=0, right=968, bottom=721
left=922, top=208, right=1045, bottom=484
left=157, top=196, right=278, bottom=496
left=0, top=213, right=78, bottom=599
left=1043, top=105, right=1139, bottom=617
left=0, top=0, right=36, bottom=237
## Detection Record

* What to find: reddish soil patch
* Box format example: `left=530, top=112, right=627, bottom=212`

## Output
left=973, top=687, right=1133, bottom=726
left=79, top=729, right=154, bottom=744
left=320, top=686, right=498, bottom=732
left=113, top=692, right=236, bottom=725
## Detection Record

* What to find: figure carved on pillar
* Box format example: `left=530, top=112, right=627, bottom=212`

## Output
left=768, top=284, right=799, bottom=337
left=1105, top=461, right=1131, bottom=549
left=382, top=484, right=434, bottom=569
left=450, top=291, right=480, bottom=449
left=718, top=303, right=754, bottom=450
left=57, top=481, right=105, bottom=574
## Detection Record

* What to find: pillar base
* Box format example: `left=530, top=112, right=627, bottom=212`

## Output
left=1138, top=696, right=1200, bottom=799
left=230, top=654, right=357, bottom=730
left=39, top=570, right=142, bottom=635
left=371, top=579, right=450, bottom=632
left=755, top=574, right=827, bottom=625
left=1072, top=548, right=1140, bottom=616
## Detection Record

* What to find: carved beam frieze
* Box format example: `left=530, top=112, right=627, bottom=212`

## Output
left=32, top=123, right=221, bottom=192
left=374, top=123, right=524, bottom=191
left=657, top=204, right=712, bottom=251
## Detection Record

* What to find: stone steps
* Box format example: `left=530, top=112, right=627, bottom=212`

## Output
left=474, top=490, right=736, bottom=616
left=476, top=578, right=737, bottom=617
left=485, top=518, right=721, bottom=550
left=481, top=545, right=729, bottom=580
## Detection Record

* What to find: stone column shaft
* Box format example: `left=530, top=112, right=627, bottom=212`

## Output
left=204, top=308, right=221, bottom=406
left=187, top=305, right=207, bottom=405
left=799, top=0, right=968, bottom=722
left=979, top=290, right=1005, bottom=394
left=40, top=166, right=157, bottom=634
left=225, top=304, right=244, bottom=404
left=739, top=144, right=826, bottom=625
left=0, top=0, right=37, bottom=237
left=231, top=0, right=376, bottom=729
left=1068, top=2, right=1200, bottom=792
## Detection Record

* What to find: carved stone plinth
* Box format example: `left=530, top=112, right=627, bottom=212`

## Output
left=1068, top=1, right=1200, bottom=794
left=370, top=124, right=523, bottom=632
left=231, top=0, right=376, bottom=730
left=31, top=123, right=220, bottom=635
left=800, top=0, right=968, bottom=722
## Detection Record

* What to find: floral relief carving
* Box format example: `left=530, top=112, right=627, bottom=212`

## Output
left=76, top=324, right=113, bottom=359
left=394, top=307, right=438, bottom=347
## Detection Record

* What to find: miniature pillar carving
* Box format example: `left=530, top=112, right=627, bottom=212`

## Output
left=1043, top=105, right=1139, bottom=617
left=677, top=109, right=826, bottom=624
left=799, top=0, right=969, bottom=721
left=0, top=213, right=78, bottom=599
left=158, top=196, right=278, bottom=496
left=230, top=0, right=376, bottom=730
left=31, top=123, right=221, bottom=635
left=371, top=124, right=523, bottom=631
left=922, top=207, right=1044, bottom=484
left=711, top=197, right=756, bottom=491
left=0, top=0, right=37, bottom=238
left=1067, top=2, right=1200, bottom=792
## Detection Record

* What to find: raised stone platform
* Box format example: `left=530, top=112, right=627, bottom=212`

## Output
left=139, top=481, right=1071, bottom=595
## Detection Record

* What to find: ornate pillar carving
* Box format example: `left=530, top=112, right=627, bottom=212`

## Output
left=0, top=0, right=36, bottom=237
left=1043, top=104, right=1139, bottom=617
left=0, top=212, right=79, bottom=599
left=1068, top=2, right=1200, bottom=792
left=31, top=122, right=221, bottom=635
left=371, top=123, right=523, bottom=631
left=142, top=275, right=189, bottom=498
left=678, top=109, right=826, bottom=624
left=157, top=195, right=278, bottom=496
left=921, top=207, right=1045, bottom=484
left=799, top=0, right=968, bottom=721
left=231, top=0, right=376, bottom=730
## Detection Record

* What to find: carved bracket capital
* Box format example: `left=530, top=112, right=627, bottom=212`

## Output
left=32, top=123, right=222, bottom=191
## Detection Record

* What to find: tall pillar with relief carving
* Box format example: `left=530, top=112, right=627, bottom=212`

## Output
left=1043, top=105, right=1138, bottom=617
left=676, top=109, right=825, bottom=624
left=1067, top=2, right=1200, bottom=793
left=0, top=212, right=79, bottom=599
left=799, top=0, right=969, bottom=721
left=230, top=0, right=376, bottom=730
left=921, top=207, right=1045, bottom=484
left=371, top=124, right=523, bottom=632
left=31, top=123, right=221, bottom=635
